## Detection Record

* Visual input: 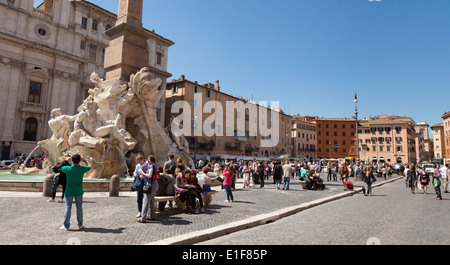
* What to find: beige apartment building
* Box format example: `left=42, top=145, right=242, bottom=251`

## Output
left=443, top=111, right=450, bottom=160
left=0, top=0, right=173, bottom=160
left=358, top=115, right=417, bottom=164
left=431, top=123, right=445, bottom=161
left=165, top=75, right=292, bottom=159
left=291, top=116, right=318, bottom=160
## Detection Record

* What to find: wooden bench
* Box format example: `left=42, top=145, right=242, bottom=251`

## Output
left=154, top=191, right=218, bottom=210
left=154, top=195, right=184, bottom=209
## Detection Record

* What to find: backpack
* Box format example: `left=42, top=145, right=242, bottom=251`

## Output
left=150, top=164, right=160, bottom=181
left=421, top=173, right=428, bottom=184
left=52, top=160, right=70, bottom=174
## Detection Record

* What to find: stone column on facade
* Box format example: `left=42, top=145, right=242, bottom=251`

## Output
left=1, top=67, right=22, bottom=142
left=18, top=0, right=35, bottom=14
left=52, top=0, right=70, bottom=27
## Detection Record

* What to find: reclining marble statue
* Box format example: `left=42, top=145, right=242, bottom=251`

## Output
left=38, top=68, right=191, bottom=179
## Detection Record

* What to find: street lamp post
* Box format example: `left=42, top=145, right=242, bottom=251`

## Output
left=354, top=93, right=360, bottom=164
left=194, top=114, right=198, bottom=166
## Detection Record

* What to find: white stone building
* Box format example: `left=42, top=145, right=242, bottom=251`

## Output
left=0, top=0, right=173, bottom=159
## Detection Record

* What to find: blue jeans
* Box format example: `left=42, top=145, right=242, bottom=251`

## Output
left=137, top=189, right=143, bottom=212
left=224, top=185, right=234, bottom=201
left=64, top=196, right=83, bottom=229
left=275, top=179, right=281, bottom=189
left=304, top=178, right=312, bottom=189
left=283, top=177, right=291, bottom=190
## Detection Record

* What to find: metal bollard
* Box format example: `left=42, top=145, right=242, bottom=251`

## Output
left=43, top=174, right=55, bottom=197
left=109, top=175, right=120, bottom=197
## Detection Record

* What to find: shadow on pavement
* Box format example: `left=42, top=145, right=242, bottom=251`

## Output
left=77, top=227, right=126, bottom=234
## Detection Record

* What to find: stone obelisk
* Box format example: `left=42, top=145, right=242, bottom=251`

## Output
left=104, top=0, right=150, bottom=82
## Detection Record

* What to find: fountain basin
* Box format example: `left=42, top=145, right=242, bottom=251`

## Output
left=0, top=171, right=133, bottom=193
left=0, top=171, right=222, bottom=193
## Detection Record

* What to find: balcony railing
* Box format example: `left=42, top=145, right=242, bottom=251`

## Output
left=234, top=135, right=248, bottom=142
left=20, top=102, right=46, bottom=114
left=33, top=8, right=53, bottom=22
left=225, top=142, right=242, bottom=151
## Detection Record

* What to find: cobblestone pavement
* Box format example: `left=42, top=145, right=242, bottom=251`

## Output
left=198, top=177, right=450, bottom=245
left=0, top=174, right=395, bottom=245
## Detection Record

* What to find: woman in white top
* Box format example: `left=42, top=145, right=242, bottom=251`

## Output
left=199, top=166, right=212, bottom=194
left=242, top=162, right=251, bottom=189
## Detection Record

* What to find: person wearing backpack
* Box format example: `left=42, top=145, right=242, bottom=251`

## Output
left=138, top=155, right=159, bottom=223
left=48, top=159, right=71, bottom=203
left=419, top=167, right=430, bottom=195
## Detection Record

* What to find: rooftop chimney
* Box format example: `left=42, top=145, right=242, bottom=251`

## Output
left=215, top=80, right=220, bottom=91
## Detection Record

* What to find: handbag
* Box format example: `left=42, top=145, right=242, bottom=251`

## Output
left=433, top=178, right=441, bottom=189
left=143, top=182, right=152, bottom=194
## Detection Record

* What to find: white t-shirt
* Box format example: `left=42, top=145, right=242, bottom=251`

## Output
left=197, top=173, right=205, bottom=188
left=440, top=166, right=448, bottom=179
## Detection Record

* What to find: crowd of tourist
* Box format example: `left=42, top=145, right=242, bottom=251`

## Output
left=14, top=153, right=47, bottom=169
left=44, top=151, right=449, bottom=230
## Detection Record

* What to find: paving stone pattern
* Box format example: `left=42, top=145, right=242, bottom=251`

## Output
left=199, top=177, right=450, bottom=245
left=0, top=175, right=383, bottom=245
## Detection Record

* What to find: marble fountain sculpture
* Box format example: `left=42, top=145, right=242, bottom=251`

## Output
left=38, top=68, right=191, bottom=179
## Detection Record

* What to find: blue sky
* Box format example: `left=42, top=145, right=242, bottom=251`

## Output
left=89, top=0, right=449, bottom=129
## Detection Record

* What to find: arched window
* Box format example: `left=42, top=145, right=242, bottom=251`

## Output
left=24, top=118, right=38, bottom=141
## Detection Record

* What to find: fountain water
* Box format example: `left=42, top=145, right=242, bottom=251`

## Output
left=113, top=145, right=130, bottom=177
left=16, top=146, right=43, bottom=174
